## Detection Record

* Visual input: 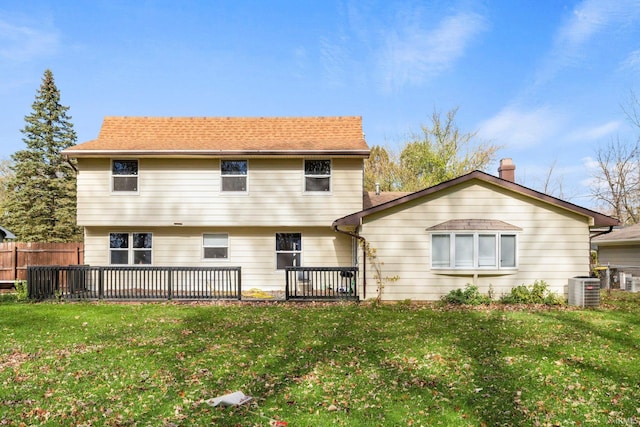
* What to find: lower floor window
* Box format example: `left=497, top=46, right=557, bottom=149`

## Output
left=110, top=232, right=152, bottom=265
left=203, top=233, right=229, bottom=259
left=276, top=233, right=301, bottom=269
left=431, top=232, right=516, bottom=269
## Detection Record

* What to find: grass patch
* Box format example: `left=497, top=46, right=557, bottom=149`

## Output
left=0, top=292, right=639, bottom=425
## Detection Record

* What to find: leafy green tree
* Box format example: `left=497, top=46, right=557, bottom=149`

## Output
left=364, top=145, right=412, bottom=192
left=1, top=69, right=81, bottom=242
left=364, top=108, right=501, bottom=192
left=399, top=108, right=501, bottom=191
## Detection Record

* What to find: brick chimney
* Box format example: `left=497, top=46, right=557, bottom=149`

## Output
left=498, top=158, right=515, bottom=182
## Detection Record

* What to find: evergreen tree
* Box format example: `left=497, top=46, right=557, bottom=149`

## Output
left=2, top=69, right=82, bottom=242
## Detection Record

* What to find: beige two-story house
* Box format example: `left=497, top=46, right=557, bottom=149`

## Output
left=63, top=116, right=618, bottom=301
left=63, top=116, right=369, bottom=292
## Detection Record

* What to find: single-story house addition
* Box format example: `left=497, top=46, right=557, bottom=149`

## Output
left=62, top=117, right=618, bottom=301
left=334, top=162, right=619, bottom=300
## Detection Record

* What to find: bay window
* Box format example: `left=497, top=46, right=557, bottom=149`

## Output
left=431, top=232, right=517, bottom=269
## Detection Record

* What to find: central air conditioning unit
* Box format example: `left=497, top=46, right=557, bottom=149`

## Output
left=629, top=277, right=640, bottom=293
left=568, top=277, right=601, bottom=307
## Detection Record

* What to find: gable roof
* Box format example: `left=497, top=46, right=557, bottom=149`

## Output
left=592, top=223, right=640, bottom=244
left=334, top=170, right=619, bottom=228
left=63, top=116, right=370, bottom=157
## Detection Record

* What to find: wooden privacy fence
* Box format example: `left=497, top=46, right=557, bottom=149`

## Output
left=27, top=265, right=242, bottom=301
left=0, top=242, right=84, bottom=282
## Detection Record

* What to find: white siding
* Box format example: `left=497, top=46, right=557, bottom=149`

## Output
left=359, top=181, right=592, bottom=301
left=77, top=157, right=363, bottom=227
left=85, top=226, right=354, bottom=291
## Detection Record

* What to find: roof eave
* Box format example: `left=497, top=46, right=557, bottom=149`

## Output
left=594, top=238, right=640, bottom=246
left=0, top=226, right=16, bottom=239
left=62, top=149, right=371, bottom=158
left=333, top=170, right=620, bottom=228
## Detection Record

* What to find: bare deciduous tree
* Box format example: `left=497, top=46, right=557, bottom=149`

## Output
left=539, top=159, right=570, bottom=200
left=590, top=138, right=640, bottom=224
left=622, top=90, right=640, bottom=130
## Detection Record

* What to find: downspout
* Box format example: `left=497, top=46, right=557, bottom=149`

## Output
left=332, top=223, right=367, bottom=300
left=590, top=225, right=614, bottom=278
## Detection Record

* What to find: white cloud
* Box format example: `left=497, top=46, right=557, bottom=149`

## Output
left=557, top=1, right=612, bottom=48
left=477, top=106, right=564, bottom=150
left=378, top=11, right=487, bottom=91
left=0, top=18, right=59, bottom=62
left=567, top=121, right=622, bottom=142
left=621, top=49, right=640, bottom=71
left=536, top=0, right=640, bottom=85
left=319, top=35, right=350, bottom=87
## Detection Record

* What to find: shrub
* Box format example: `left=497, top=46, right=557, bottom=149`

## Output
left=499, top=280, right=564, bottom=305
left=14, top=280, right=28, bottom=301
left=441, top=284, right=491, bottom=305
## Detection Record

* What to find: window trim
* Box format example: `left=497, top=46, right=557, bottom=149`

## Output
left=109, top=231, right=153, bottom=265
left=203, top=233, right=229, bottom=260
left=303, top=159, right=331, bottom=193
left=275, top=232, right=302, bottom=270
left=220, top=159, right=248, bottom=193
left=111, top=159, right=139, bottom=194
left=430, top=231, right=518, bottom=270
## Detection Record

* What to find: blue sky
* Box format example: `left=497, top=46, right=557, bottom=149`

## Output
left=1, top=0, right=640, bottom=207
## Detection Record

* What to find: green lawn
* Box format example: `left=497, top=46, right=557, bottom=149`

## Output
left=0, top=292, right=639, bottom=426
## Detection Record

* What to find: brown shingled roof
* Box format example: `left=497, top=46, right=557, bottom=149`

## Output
left=63, top=116, right=369, bottom=156
left=592, top=223, right=640, bottom=244
left=363, top=191, right=412, bottom=209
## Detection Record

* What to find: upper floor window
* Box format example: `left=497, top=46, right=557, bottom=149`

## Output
left=221, top=160, right=247, bottom=192
left=276, top=233, right=301, bottom=269
left=203, top=233, right=229, bottom=259
left=112, top=160, right=138, bottom=192
left=109, top=232, right=152, bottom=265
left=304, top=160, right=331, bottom=192
left=431, top=232, right=517, bottom=269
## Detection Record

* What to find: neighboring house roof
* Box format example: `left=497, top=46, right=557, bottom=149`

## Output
left=63, top=116, right=370, bottom=157
left=592, top=223, right=640, bottom=245
left=0, top=226, right=16, bottom=240
left=363, top=191, right=412, bottom=209
left=334, top=170, right=620, bottom=228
